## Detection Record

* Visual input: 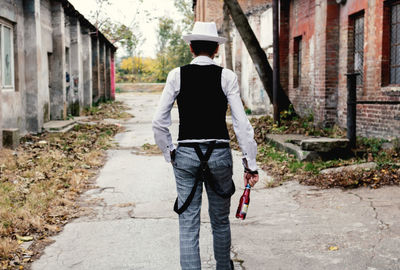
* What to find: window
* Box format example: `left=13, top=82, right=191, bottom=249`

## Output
left=391, top=2, right=400, bottom=84
left=293, top=36, right=302, bottom=88
left=353, top=14, right=364, bottom=86
left=0, top=22, right=14, bottom=89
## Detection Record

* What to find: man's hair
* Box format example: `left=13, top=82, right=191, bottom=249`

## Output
left=190, top=41, right=219, bottom=56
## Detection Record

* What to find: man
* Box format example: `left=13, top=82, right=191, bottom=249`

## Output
left=152, top=22, right=259, bottom=270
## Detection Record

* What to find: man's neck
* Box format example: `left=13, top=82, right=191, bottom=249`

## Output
left=195, top=54, right=214, bottom=59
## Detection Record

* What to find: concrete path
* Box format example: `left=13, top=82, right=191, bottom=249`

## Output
left=32, top=92, right=400, bottom=270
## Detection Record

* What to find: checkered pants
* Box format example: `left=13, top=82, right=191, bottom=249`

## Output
left=172, top=144, right=234, bottom=270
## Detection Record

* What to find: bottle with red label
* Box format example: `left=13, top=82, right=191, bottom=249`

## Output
left=236, top=184, right=251, bottom=220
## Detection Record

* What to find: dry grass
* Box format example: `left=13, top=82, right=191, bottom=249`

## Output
left=0, top=123, right=123, bottom=269
left=140, top=143, right=163, bottom=155
left=83, top=101, right=133, bottom=120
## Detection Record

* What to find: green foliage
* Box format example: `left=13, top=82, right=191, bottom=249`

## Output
left=174, top=0, right=195, bottom=31
left=154, top=0, right=194, bottom=82
left=114, top=0, right=193, bottom=83
left=357, top=137, right=388, bottom=155
left=280, top=104, right=298, bottom=121
left=118, top=56, right=159, bottom=83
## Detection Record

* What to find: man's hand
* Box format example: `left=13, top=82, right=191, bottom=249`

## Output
left=244, top=171, right=259, bottom=187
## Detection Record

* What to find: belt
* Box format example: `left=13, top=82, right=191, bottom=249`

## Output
left=178, top=142, right=230, bottom=149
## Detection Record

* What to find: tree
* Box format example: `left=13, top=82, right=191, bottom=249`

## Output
left=157, top=17, right=175, bottom=54
left=156, top=17, right=175, bottom=81
left=222, top=3, right=233, bottom=70
left=154, top=0, right=194, bottom=82
left=90, top=0, right=112, bottom=31
left=223, top=0, right=291, bottom=113
left=120, top=57, right=134, bottom=73
left=174, top=0, right=195, bottom=31
left=89, top=0, right=145, bottom=57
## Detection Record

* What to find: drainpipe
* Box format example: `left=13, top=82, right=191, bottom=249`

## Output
left=346, top=73, right=358, bottom=149
left=346, top=72, right=400, bottom=149
left=273, top=0, right=280, bottom=124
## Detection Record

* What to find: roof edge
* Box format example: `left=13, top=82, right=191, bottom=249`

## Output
left=57, top=0, right=117, bottom=52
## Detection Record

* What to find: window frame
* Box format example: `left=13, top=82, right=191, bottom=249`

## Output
left=0, top=20, right=15, bottom=91
left=390, top=1, right=400, bottom=85
left=351, top=13, right=365, bottom=87
left=293, top=36, right=302, bottom=89
left=382, top=0, right=400, bottom=88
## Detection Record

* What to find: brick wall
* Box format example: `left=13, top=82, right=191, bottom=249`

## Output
left=283, top=0, right=318, bottom=120
left=194, top=0, right=270, bottom=28
left=337, top=0, right=400, bottom=139
left=282, top=0, right=400, bottom=138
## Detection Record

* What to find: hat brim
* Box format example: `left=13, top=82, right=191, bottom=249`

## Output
left=183, top=34, right=227, bottom=44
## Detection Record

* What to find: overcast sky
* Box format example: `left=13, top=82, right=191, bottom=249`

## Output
left=69, top=0, right=182, bottom=58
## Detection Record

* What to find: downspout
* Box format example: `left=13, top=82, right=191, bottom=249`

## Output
left=273, top=0, right=280, bottom=124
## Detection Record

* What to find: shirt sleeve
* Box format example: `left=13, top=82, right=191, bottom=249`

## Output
left=152, top=68, right=180, bottom=163
left=222, top=69, right=258, bottom=171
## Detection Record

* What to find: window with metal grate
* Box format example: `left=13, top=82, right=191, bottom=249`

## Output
left=391, top=2, right=400, bottom=84
left=353, top=15, right=364, bottom=87
left=293, top=36, right=302, bottom=89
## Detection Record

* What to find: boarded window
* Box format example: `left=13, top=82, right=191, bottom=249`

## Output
left=293, top=36, right=302, bottom=88
left=391, top=2, right=400, bottom=84
left=0, top=22, right=14, bottom=89
left=353, top=15, right=364, bottom=86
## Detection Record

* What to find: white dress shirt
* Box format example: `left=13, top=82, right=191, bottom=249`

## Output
left=152, top=56, right=258, bottom=171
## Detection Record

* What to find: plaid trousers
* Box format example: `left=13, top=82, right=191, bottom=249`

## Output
left=172, top=144, right=234, bottom=270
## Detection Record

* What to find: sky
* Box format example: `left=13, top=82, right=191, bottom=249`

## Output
left=69, top=0, right=183, bottom=58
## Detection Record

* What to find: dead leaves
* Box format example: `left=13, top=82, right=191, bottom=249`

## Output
left=0, top=123, right=122, bottom=268
left=82, top=101, right=133, bottom=120
left=328, top=246, right=339, bottom=251
left=299, top=166, right=400, bottom=189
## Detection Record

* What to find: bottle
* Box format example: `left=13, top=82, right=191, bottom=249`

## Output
left=236, top=184, right=251, bottom=220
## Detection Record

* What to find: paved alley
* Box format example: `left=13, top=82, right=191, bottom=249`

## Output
left=32, top=92, right=400, bottom=270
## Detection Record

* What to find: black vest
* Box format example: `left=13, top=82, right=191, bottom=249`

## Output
left=177, top=64, right=230, bottom=141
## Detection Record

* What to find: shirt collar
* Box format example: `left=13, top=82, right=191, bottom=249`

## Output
left=190, top=55, right=217, bottom=66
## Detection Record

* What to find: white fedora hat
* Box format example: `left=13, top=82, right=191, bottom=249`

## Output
left=183, top=22, right=227, bottom=44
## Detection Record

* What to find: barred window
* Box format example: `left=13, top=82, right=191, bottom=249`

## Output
left=0, top=22, right=14, bottom=89
left=293, top=36, right=302, bottom=88
left=391, top=2, right=400, bottom=84
left=353, top=15, right=364, bottom=86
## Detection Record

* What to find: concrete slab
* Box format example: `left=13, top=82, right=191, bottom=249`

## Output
left=43, top=120, right=76, bottom=133
left=266, top=134, right=320, bottom=161
left=300, top=137, right=349, bottom=152
left=320, top=162, right=378, bottom=174
left=266, top=134, right=352, bottom=161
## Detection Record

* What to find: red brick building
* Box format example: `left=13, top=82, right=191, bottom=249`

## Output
left=194, top=0, right=400, bottom=139
left=279, top=0, right=400, bottom=138
left=194, top=0, right=269, bottom=28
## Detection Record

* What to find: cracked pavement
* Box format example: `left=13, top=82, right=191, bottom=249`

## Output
left=32, top=92, right=400, bottom=270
